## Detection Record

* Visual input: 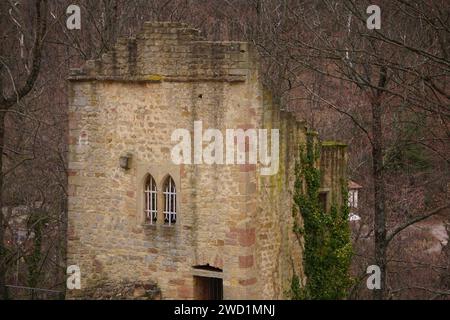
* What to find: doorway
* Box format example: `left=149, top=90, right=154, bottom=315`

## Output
left=194, top=276, right=223, bottom=300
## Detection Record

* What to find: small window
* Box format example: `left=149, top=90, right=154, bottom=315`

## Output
left=144, top=175, right=157, bottom=224
left=348, top=190, right=358, bottom=209
left=163, top=176, right=177, bottom=225
left=319, top=192, right=328, bottom=213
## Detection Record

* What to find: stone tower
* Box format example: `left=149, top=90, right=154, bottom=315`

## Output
left=66, top=22, right=347, bottom=299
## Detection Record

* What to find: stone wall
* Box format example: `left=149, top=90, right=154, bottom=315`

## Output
left=254, top=92, right=307, bottom=299
left=71, top=280, right=161, bottom=300
left=67, top=21, right=347, bottom=300
left=320, top=141, right=348, bottom=207
left=69, top=21, right=248, bottom=83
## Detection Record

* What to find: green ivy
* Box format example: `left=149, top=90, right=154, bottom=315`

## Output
left=291, top=134, right=353, bottom=300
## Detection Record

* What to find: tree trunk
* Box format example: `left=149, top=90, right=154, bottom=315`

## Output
left=371, top=99, right=387, bottom=299
left=0, top=111, right=7, bottom=299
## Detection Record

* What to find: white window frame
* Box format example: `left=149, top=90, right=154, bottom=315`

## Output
left=348, top=189, right=358, bottom=209
left=144, top=175, right=158, bottom=225
left=163, top=176, right=177, bottom=226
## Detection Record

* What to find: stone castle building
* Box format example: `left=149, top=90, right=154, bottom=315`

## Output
left=67, top=22, right=347, bottom=299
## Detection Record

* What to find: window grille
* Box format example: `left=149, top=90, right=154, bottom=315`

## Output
left=348, top=190, right=358, bottom=209
left=144, top=175, right=157, bottom=224
left=163, top=176, right=177, bottom=225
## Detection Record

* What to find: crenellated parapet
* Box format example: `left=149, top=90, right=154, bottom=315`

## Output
left=69, top=22, right=251, bottom=83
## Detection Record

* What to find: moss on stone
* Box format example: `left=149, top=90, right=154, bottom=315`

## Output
left=291, top=137, right=353, bottom=300
left=306, top=130, right=319, bottom=136
left=145, top=74, right=163, bottom=81
left=321, top=140, right=347, bottom=148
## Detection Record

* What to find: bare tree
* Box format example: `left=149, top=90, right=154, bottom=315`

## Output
left=0, top=0, right=48, bottom=299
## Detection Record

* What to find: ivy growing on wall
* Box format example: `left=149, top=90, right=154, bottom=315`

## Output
left=291, top=133, right=353, bottom=300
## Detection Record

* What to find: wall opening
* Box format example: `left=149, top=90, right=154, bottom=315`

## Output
left=194, top=276, right=223, bottom=300
left=192, top=264, right=222, bottom=272
left=319, top=191, right=328, bottom=213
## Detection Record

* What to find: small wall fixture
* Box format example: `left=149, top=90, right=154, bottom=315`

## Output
left=119, top=153, right=132, bottom=170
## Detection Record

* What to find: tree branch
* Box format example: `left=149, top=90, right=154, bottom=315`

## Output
left=1, top=0, right=47, bottom=109
left=386, top=203, right=450, bottom=245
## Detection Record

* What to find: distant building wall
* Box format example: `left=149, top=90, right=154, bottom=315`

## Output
left=320, top=141, right=348, bottom=208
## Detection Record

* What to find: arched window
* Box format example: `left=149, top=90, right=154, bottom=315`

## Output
left=144, top=175, right=157, bottom=224
left=163, top=176, right=177, bottom=225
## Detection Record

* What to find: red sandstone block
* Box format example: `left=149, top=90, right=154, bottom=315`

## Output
left=147, top=248, right=158, bottom=254
left=165, top=266, right=177, bottom=272
left=93, top=259, right=103, bottom=273
left=169, top=279, right=185, bottom=285
left=239, top=277, right=257, bottom=286
left=67, top=227, right=78, bottom=241
left=126, top=190, right=135, bottom=198
left=68, top=136, right=77, bottom=145
left=238, top=228, right=256, bottom=247
left=177, top=285, right=192, bottom=299
left=239, top=255, right=254, bottom=268
left=67, top=169, right=78, bottom=176
left=180, top=164, right=186, bottom=178
left=68, top=235, right=80, bottom=241
left=239, top=164, right=256, bottom=172
left=68, top=185, right=77, bottom=196
left=68, top=116, right=78, bottom=129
